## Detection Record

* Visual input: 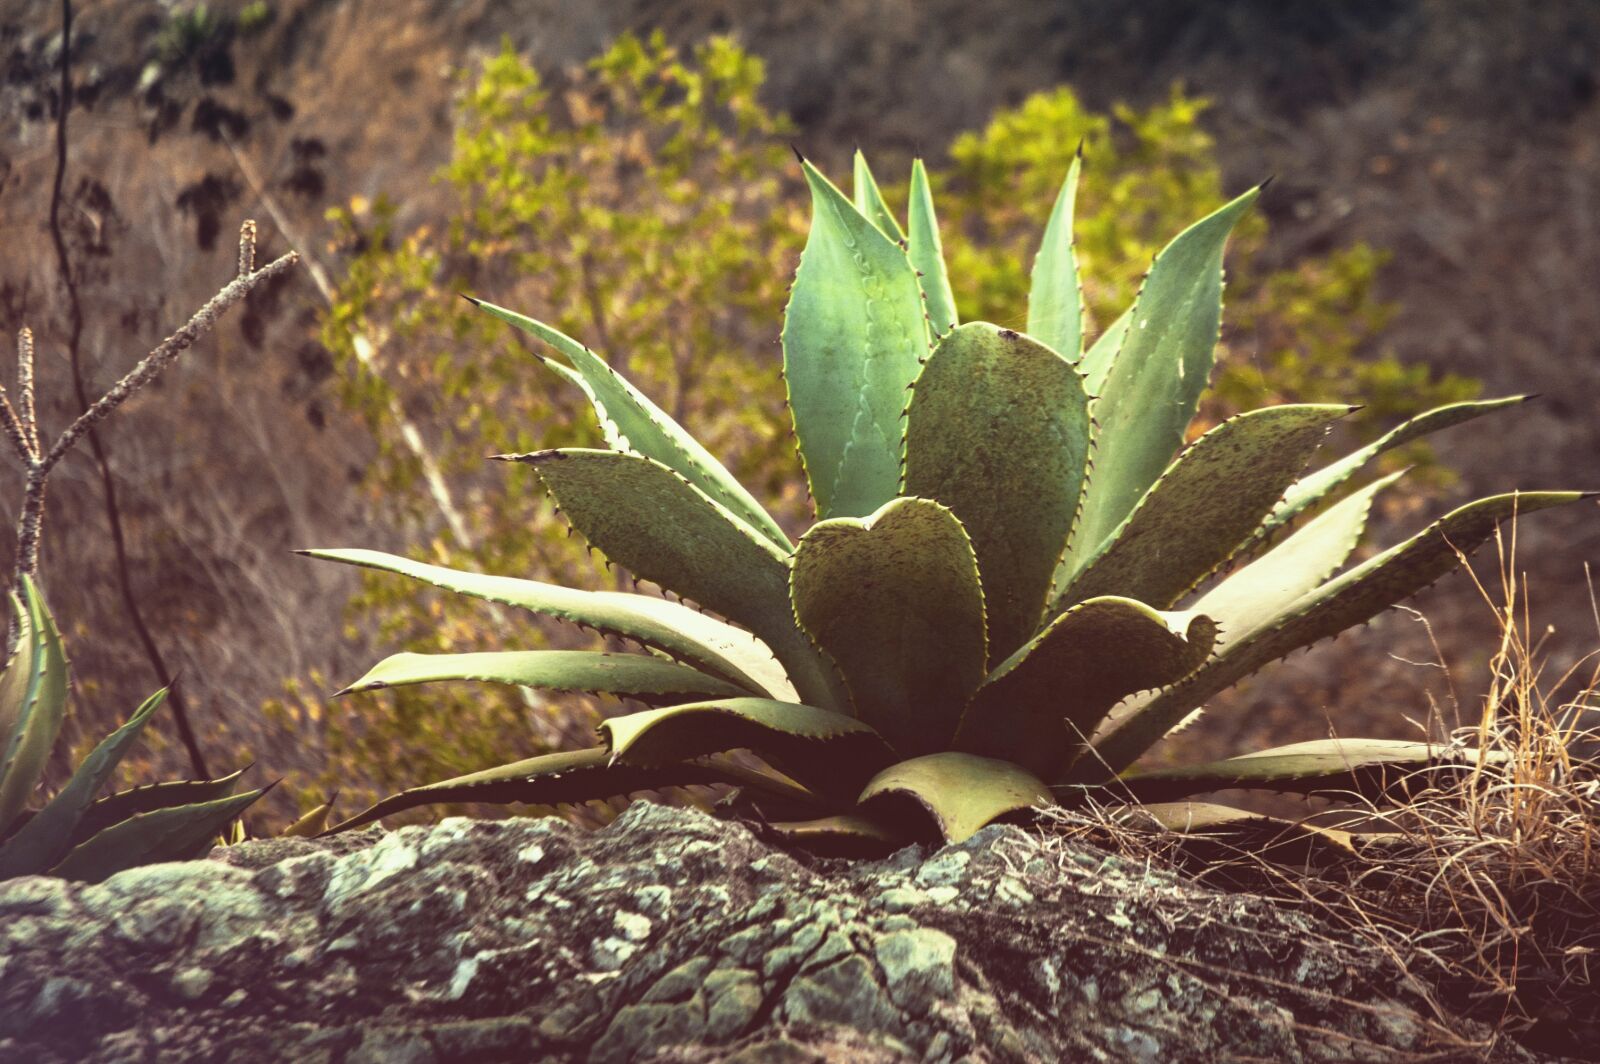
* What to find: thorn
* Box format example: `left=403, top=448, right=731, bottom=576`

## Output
left=1258, top=175, right=1276, bottom=192
left=1075, top=137, right=1085, bottom=160
left=791, top=144, right=806, bottom=165
left=460, top=292, right=483, bottom=306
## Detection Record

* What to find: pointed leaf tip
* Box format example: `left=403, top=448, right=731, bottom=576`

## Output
left=459, top=293, right=483, bottom=306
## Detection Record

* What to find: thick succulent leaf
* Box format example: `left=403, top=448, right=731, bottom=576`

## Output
left=907, top=159, right=957, bottom=337
left=903, top=323, right=1092, bottom=660
left=852, top=149, right=905, bottom=241
left=790, top=497, right=988, bottom=756
left=602, top=697, right=892, bottom=799
left=301, top=548, right=790, bottom=698
left=338, top=649, right=746, bottom=702
left=1068, top=188, right=1260, bottom=572
left=0, top=690, right=166, bottom=879
left=469, top=298, right=790, bottom=552
left=70, top=770, right=247, bottom=848
left=1118, top=738, right=1506, bottom=803
left=0, top=591, right=35, bottom=764
left=509, top=449, right=843, bottom=710
left=1091, top=491, right=1590, bottom=774
left=1055, top=405, right=1353, bottom=610
left=1257, top=396, right=1530, bottom=543
left=768, top=813, right=902, bottom=854
left=955, top=597, right=1217, bottom=777
left=283, top=798, right=336, bottom=839
left=858, top=752, right=1052, bottom=844
left=47, top=787, right=267, bottom=883
left=1195, top=471, right=1404, bottom=641
left=1027, top=152, right=1084, bottom=360
left=325, top=747, right=738, bottom=833
left=0, top=578, right=70, bottom=832
left=783, top=160, right=930, bottom=519
left=1078, top=306, right=1130, bottom=397
left=1106, top=801, right=1365, bottom=865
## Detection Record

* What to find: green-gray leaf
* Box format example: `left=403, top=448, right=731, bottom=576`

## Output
left=70, top=770, right=247, bottom=849
left=470, top=298, right=791, bottom=552
left=790, top=497, right=987, bottom=756
left=1078, top=306, right=1130, bottom=397
left=0, top=578, right=70, bottom=832
left=1091, top=490, right=1590, bottom=774
left=602, top=697, right=892, bottom=800
left=1069, top=188, right=1260, bottom=572
left=783, top=160, right=930, bottom=519
left=1028, top=152, right=1083, bottom=360
left=508, top=448, right=844, bottom=711
left=325, top=747, right=738, bottom=833
left=0, top=689, right=166, bottom=879
left=1054, top=404, right=1352, bottom=610
left=955, top=597, right=1217, bottom=777
left=49, top=787, right=266, bottom=883
left=908, top=159, right=957, bottom=337
left=338, top=650, right=746, bottom=702
left=1195, top=471, right=1404, bottom=642
left=302, top=548, right=793, bottom=699
left=1254, top=396, right=1531, bottom=544
left=1117, top=738, right=1504, bottom=803
left=903, top=322, right=1092, bottom=659
left=853, top=149, right=904, bottom=241
left=858, top=752, right=1052, bottom=844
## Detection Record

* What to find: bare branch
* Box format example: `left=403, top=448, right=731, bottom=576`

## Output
left=43, top=248, right=299, bottom=472
left=0, top=334, right=35, bottom=463
left=238, top=219, right=257, bottom=277
left=16, top=326, right=38, bottom=455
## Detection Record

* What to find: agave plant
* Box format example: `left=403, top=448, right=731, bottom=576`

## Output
left=309, top=151, right=1586, bottom=847
left=0, top=578, right=266, bottom=881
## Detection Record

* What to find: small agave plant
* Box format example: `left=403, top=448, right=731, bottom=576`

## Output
left=0, top=578, right=266, bottom=881
left=310, top=151, right=1586, bottom=847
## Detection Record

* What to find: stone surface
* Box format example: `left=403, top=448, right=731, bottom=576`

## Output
left=0, top=803, right=1556, bottom=1062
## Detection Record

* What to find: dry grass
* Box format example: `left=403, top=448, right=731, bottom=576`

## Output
left=1044, top=527, right=1600, bottom=1058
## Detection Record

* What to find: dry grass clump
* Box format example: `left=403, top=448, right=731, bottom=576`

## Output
left=1042, top=531, right=1600, bottom=1058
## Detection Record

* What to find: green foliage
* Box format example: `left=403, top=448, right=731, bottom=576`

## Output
left=0, top=580, right=263, bottom=882
left=308, top=34, right=1485, bottom=812
left=311, top=149, right=1584, bottom=847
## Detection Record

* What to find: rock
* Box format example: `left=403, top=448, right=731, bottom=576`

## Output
left=0, top=803, right=1558, bottom=1062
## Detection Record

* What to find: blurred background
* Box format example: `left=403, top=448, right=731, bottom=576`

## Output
left=1, top=0, right=1597, bottom=825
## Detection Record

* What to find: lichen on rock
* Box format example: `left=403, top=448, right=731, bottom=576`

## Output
left=0, top=803, right=1553, bottom=1062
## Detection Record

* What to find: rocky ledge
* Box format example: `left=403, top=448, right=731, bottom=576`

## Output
left=0, top=802, right=1560, bottom=1063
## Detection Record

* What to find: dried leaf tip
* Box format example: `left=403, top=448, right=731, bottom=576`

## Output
left=494, top=449, right=566, bottom=465
left=459, top=293, right=484, bottom=307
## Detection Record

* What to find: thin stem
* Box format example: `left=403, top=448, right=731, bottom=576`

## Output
left=44, top=250, right=297, bottom=474
left=15, top=327, right=37, bottom=456
left=13, top=471, right=47, bottom=587
left=27, top=0, right=299, bottom=779
left=238, top=218, right=257, bottom=276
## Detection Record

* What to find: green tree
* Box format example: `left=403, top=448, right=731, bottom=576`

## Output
left=286, top=34, right=1475, bottom=812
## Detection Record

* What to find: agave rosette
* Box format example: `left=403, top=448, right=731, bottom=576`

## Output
left=310, top=150, right=1585, bottom=846
left=0, top=578, right=265, bottom=882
